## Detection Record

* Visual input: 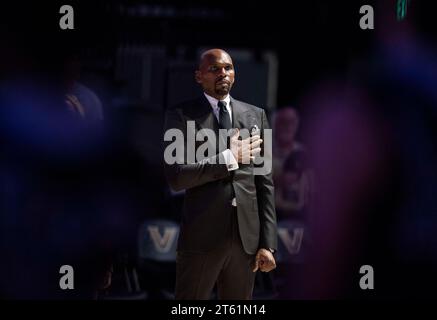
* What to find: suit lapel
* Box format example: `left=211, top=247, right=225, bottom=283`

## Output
left=192, top=96, right=220, bottom=133
left=230, top=97, right=250, bottom=130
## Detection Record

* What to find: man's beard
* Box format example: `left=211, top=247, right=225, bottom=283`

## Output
left=215, top=84, right=231, bottom=96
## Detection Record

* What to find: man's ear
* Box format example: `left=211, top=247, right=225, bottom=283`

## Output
left=194, top=70, right=202, bottom=84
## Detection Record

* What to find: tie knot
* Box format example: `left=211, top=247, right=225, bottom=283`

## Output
left=217, top=100, right=227, bottom=111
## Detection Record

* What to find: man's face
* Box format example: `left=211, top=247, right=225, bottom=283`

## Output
left=195, top=50, right=235, bottom=99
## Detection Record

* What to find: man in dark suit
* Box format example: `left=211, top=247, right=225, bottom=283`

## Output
left=164, top=49, right=277, bottom=299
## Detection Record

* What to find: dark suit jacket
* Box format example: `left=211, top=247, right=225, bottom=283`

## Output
left=164, top=95, right=277, bottom=255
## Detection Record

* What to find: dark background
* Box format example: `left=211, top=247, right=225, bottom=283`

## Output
left=1, top=0, right=437, bottom=299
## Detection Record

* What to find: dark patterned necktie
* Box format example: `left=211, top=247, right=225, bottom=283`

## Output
left=217, top=100, right=232, bottom=130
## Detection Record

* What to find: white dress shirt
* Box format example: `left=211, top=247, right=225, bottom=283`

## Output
left=204, top=92, right=238, bottom=206
left=203, top=92, right=238, bottom=172
left=203, top=92, right=233, bottom=124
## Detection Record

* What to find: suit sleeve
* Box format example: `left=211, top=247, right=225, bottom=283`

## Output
left=163, top=107, right=231, bottom=192
left=255, top=109, right=278, bottom=251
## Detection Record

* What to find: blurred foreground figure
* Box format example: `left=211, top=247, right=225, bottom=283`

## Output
left=297, top=2, right=437, bottom=299
left=272, top=107, right=313, bottom=219
left=0, top=7, right=140, bottom=299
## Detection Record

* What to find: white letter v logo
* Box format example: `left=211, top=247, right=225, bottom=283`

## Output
left=147, top=226, right=178, bottom=253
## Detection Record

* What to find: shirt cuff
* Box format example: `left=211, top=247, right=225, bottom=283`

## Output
left=221, top=149, right=239, bottom=171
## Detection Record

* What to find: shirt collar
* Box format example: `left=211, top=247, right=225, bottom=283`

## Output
left=203, top=92, right=231, bottom=109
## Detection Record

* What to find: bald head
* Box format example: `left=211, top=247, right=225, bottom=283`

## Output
left=195, top=48, right=235, bottom=100
left=198, top=49, right=232, bottom=68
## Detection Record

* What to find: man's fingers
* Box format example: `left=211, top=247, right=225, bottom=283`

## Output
left=253, top=251, right=263, bottom=272
left=251, top=147, right=261, bottom=156
left=241, top=146, right=254, bottom=162
left=241, top=150, right=252, bottom=157
left=266, top=261, right=277, bottom=272
left=250, top=139, right=263, bottom=149
left=259, top=257, right=276, bottom=272
left=230, top=128, right=240, bottom=139
left=242, top=147, right=261, bottom=156
left=235, top=134, right=262, bottom=163
left=250, top=135, right=261, bottom=143
left=240, top=148, right=261, bottom=163
left=252, top=258, right=259, bottom=272
left=240, top=137, right=262, bottom=150
left=232, top=133, right=260, bottom=144
left=256, top=250, right=277, bottom=273
left=260, top=265, right=274, bottom=272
